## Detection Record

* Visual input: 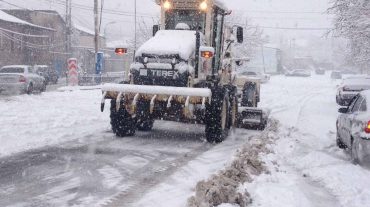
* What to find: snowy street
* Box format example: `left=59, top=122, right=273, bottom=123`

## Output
left=0, top=74, right=369, bottom=207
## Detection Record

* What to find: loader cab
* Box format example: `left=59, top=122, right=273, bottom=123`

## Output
left=157, top=0, right=231, bottom=74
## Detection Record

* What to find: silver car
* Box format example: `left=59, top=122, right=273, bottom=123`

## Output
left=0, top=65, right=46, bottom=94
left=337, top=90, right=370, bottom=164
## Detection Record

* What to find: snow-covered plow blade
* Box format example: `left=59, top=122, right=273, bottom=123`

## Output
left=237, top=107, right=270, bottom=130
left=101, top=83, right=211, bottom=119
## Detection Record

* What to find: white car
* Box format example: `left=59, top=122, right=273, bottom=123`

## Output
left=285, top=69, right=311, bottom=77
left=0, top=65, right=46, bottom=94
left=336, top=76, right=370, bottom=106
left=238, top=71, right=270, bottom=83
left=337, top=90, right=370, bottom=164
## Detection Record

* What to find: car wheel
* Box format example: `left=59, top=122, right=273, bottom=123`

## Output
left=336, top=132, right=346, bottom=149
left=26, top=83, right=33, bottom=94
left=351, top=138, right=360, bottom=164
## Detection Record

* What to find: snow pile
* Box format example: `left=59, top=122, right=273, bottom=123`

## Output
left=187, top=119, right=280, bottom=207
left=135, top=30, right=198, bottom=60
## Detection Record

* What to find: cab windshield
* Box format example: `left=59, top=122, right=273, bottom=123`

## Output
left=165, top=10, right=206, bottom=32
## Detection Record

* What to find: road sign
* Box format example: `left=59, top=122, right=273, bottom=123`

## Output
left=68, top=58, right=78, bottom=86
left=95, top=52, right=104, bottom=75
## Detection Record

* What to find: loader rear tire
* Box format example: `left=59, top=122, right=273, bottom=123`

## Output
left=205, top=89, right=230, bottom=143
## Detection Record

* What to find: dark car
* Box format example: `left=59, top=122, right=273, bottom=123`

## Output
left=337, top=90, right=370, bottom=164
left=331, top=71, right=342, bottom=79
left=315, top=68, right=325, bottom=75
left=285, top=69, right=311, bottom=77
left=34, top=65, right=58, bottom=85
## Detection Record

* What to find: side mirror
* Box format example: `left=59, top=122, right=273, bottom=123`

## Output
left=338, top=108, right=348, bottom=114
left=236, top=27, right=243, bottom=43
left=153, top=25, right=159, bottom=36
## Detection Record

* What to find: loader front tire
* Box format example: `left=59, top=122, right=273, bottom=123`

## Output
left=205, top=88, right=230, bottom=143
left=111, top=99, right=136, bottom=137
left=110, top=100, right=119, bottom=133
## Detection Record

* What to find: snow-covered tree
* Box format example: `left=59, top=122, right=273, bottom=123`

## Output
left=330, top=0, right=370, bottom=73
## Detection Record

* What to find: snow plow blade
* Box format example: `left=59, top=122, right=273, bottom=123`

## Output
left=237, top=107, right=270, bottom=130
left=100, top=83, right=212, bottom=117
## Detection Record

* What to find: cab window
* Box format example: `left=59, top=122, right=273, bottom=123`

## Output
left=359, top=99, right=367, bottom=112
left=352, top=96, right=364, bottom=112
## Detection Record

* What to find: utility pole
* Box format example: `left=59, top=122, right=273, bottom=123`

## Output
left=65, top=0, right=72, bottom=85
left=94, top=0, right=99, bottom=73
left=134, top=0, right=137, bottom=52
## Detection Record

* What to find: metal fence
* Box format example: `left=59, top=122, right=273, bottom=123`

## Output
left=78, top=72, right=126, bottom=86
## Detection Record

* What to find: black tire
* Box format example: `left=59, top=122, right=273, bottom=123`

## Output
left=110, top=100, right=119, bottom=133
left=40, top=82, right=46, bottom=92
left=111, top=99, right=136, bottom=137
left=205, top=87, right=230, bottom=143
left=351, top=138, right=359, bottom=164
left=136, top=100, right=155, bottom=131
left=26, top=83, right=33, bottom=94
left=228, top=90, right=238, bottom=129
left=137, top=119, right=154, bottom=131
left=336, top=132, right=346, bottom=149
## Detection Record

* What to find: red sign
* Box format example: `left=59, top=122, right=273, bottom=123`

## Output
left=67, top=58, right=78, bottom=86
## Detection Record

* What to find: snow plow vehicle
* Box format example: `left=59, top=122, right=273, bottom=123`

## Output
left=101, top=0, right=268, bottom=143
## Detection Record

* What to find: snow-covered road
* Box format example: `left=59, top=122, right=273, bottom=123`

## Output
left=1, top=74, right=369, bottom=207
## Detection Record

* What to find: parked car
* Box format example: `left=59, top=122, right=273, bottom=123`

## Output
left=337, top=90, right=370, bottom=164
left=285, top=69, right=311, bottom=77
left=238, top=71, right=270, bottom=83
left=0, top=65, right=46, bottom=94
left=315, top=68, right=325, bottom=75
left=331, top=71, right=342, bottom=79
left=34, top=65, right=58, bottom=84
left=336, top=77, right=370, bottom=106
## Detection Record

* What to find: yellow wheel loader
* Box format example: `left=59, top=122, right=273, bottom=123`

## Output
left=101, top=0, right=268, bottom=143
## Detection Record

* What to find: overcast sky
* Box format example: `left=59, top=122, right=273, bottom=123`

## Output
left=0, top=0, right=333, bottom=42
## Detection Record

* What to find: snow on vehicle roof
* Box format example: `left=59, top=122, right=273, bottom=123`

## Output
left=1, top=65, right=29, bottom=69
left=135, top=30, right=198, bottom=60
left=0, top=10, right=54, bottom=31
left=343, top=77, right=370, bottom=86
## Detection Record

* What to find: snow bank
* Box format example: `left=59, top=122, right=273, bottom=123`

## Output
left=187, top=120, right=280, bottom=207
left=135, top=30, right=198, bottom=60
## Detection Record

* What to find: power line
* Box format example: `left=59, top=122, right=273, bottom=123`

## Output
left=236, top=9, right=327, bottom=14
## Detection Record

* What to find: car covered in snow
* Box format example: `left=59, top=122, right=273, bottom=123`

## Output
left=337, top=90, right=370, bottom=163
left=238, top=70, right=270, bottom=83
left=315, top=67, right=325, bottom=75
left=285, top=69, right=311, bottom=77
left=0, top=65, right=46, bottom=94
left=330, top=70, right=342, bottom=79
left=34, top=65, right=58, bottom=85
left=336, top=76, right=370, bottom=106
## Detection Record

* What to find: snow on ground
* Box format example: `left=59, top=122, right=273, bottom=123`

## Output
left=0, top=89, right=110, bottom=157
left=246, top=74, right=370, bottom=207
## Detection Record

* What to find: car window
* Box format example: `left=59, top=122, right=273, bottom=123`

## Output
left=352, top=96, right=363, bottom=112
left=0, top=67, right=24, bottom=73
left=28, top=67, right=34, bottom=73
left=359, top=99, right=367, bottom=112
left=348, top=95, right=360, bottom=112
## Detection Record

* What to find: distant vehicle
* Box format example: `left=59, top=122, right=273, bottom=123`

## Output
left=331, top=71, right=342, bottom=79
left=341, top=68, right=358, bottom=75
left=238, top=71, right=270, bottom=83
left=285, top=69, right=311, bottom=77
left=315, top=68, right=325, bottom=75
left=0, top=65, right=46, bottom=94
left=336, top=77, right=370, bottom=106
left=34, top=65, right=58, bottom=85
left=337, top=90, right=370, bottom=164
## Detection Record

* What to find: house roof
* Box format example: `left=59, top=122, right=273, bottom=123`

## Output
left=74, top=23, right=104, bottom=37
left=0, top=10, right=54, bottom=31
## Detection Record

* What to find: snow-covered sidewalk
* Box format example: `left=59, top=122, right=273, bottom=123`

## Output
left=0, top=90, right=110, bottom=157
